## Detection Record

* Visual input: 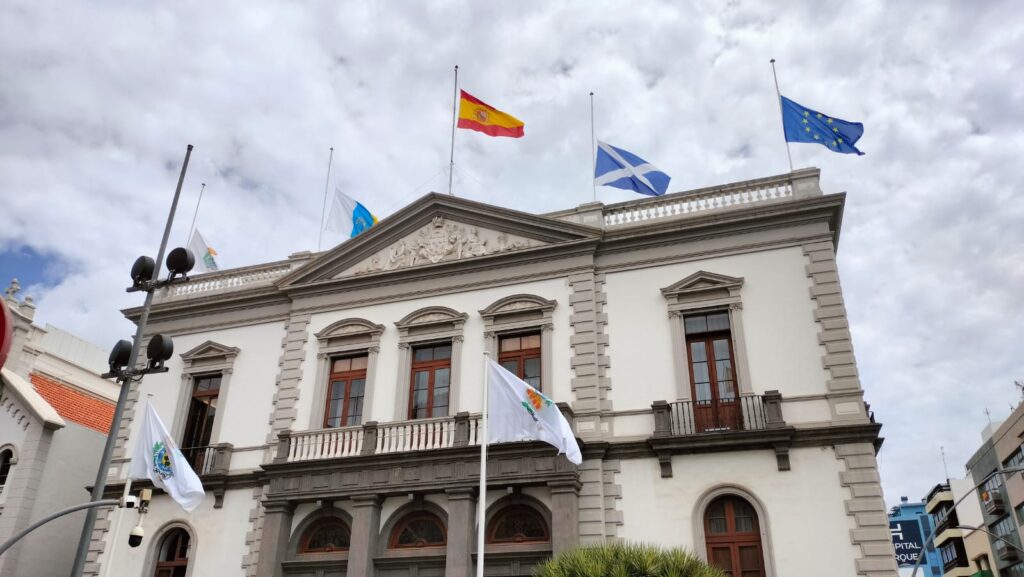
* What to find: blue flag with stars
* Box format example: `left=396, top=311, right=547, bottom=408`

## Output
left=780, top=96, right=865, bottom=155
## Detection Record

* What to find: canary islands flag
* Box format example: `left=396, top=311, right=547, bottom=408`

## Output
left=781, top=96, right=865, bottom=155
left=326, top=188, right=378, bottom=238
left=457, top=90, right=524, bottom=138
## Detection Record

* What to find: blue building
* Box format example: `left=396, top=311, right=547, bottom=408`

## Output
left=890, top=496, right=944, bottom=576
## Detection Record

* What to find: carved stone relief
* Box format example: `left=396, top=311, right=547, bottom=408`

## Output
left=339, top=217, right=542, bottom=277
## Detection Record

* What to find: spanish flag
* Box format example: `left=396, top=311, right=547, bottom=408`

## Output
left=457, top=90, right=524, bottom=138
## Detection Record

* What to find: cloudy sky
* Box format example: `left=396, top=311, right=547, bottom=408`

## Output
left=1, top=1, right=1021, bottom=505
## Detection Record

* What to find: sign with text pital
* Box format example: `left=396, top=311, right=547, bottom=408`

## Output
left=890, top=520, right=924, bottom=567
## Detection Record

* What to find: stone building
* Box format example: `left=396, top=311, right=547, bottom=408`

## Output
left=0, top=280, right=118, bottom=577
left=89, top=168, right=897, bottom=577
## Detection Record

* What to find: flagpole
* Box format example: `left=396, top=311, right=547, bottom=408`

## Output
left=590, top=92, right=597, bottom=202
left=186, top=182, right=205, bottom=246
left=477, top=351, right=490, bottom=577
left=448, top=65, right=459, bottom=196
left=769, top=59, right=795, bottom=173
left=317, top=147, right=334, bottom=252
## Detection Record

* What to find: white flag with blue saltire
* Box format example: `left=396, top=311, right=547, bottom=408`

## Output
left=187, top=228, right=219, bottom=273
left=486, top=359, right=582, bottom=464
left=594, top=140, right=671, bottom=197
left=129, top=403, right=205, bottom=512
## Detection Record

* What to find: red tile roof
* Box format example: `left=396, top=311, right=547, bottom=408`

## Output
left=30, top=372, right=115, bottom=434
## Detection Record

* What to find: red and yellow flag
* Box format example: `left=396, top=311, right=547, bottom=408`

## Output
left=457, top=90, right=524, bottom=138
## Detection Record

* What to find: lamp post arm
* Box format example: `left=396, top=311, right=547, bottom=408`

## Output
left=0, top=500, right=120, bottom=558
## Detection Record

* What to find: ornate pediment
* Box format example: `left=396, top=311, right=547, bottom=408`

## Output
left=480, top=294, right=557, bottom=322
left=334, top=216, right=543, bottom=278
left=661, top=271, right=744, bottom=306
left=179, top=340, right=240, bottom=370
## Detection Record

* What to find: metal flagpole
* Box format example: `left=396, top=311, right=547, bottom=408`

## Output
left=448, top=65, right=459, bottom=196
left=769, top=59, right=795, bottom=173
left=317, top=147, right=334, bottom=252
left=476, top=351, right=490, bottom=577
left=590, top=92, right=597, bottom=202
left=70, top=144, right=193, bottom=577
left=186, top=182, right=206, bottom=246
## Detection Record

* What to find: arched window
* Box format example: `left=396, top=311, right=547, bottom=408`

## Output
left=0, top=449, right=13, bottom=491
left=389, top=512, right=446, bottom=549
left=154, top=528, right=190, bottom=577
left=299, top=517, right=351, bottom=553
left=486, top=505, right=549, bottom=544
left=704, top=496, right=765, bottom=577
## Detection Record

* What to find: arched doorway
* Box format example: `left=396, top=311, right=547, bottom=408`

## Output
left=153, top=528, right=190, bottom=577
left=704, top=495, right=765, bottom=577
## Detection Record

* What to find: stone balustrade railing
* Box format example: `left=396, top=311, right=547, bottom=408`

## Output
left=154, top=262, right=295, bottom=303
left=277, top=412, right=482, bottom=463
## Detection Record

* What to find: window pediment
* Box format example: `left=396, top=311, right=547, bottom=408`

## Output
left=395, top=306, right=468, bottom=334
left=179, top=341, right=240, bottom=371
left=480, top=294, right=556, bottom=324
left=315, top=318, right=385, bottom=348
left=662, top=271, right=744, bottom=308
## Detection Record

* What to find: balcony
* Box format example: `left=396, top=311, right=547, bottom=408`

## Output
left=649, top=392, right=791, bottom=477
left=983, top=492, right=1006, bottom=516
left=995, top=539, right=1019, bottom=562
left=276, top=413, right=484, bottom=463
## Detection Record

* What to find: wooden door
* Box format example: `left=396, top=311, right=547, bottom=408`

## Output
left=687, top=335, right=740, bottom=432
left=705, top=496, right=765, bottom=577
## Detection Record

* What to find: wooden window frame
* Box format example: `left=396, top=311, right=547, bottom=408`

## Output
left=323, top=355, right=368, bottom=428
left=388, top=512, right=448, bottom=549
left=298, top=517, right=352, bottom=553
left=497, top=332, right=543, bottom=391
left=485, top=505, right=550, bottom=544
left=153, top=528, right=190, bottom=577
left=181, top=373, right=221, bottom=468
left=704, top=496, right=765, bottom=577
left=408, top=343, right=453, bottom=420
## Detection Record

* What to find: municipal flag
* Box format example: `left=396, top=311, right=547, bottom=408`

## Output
left=325, top=188, right=378, bottom=238
left=187, top=229, right=219, bottom=273
left=780, top=95, right=865, bottom=155
left=594, top=140, right=671, bottom=197
left=486, top=359, right=582, bottom=464
left=457, top=90, right=524, bottom=138
left=129, top=404, right=205, bottom=512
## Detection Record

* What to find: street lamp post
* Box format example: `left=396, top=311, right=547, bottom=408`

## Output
left=69, top=145, right=196, bottom=577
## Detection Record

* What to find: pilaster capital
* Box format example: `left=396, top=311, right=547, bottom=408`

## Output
left=263, top=501, right=296, bottom=515
left=351, top=494, right=384, bottom=509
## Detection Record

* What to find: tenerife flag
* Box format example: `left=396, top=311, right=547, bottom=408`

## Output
left=326, top=188, right=378, bottom=238
left=594, top=140, right=671, bottom=197
left=187, top=228, right=219, bottom=273
left=781, top=96, right=865, bottom=155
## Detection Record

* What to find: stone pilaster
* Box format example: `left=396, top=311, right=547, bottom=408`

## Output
left=0, top=423, right=55, bottom=577
left=549, top=480, right=581, bottom=554
left=347, top=495, right=383, bottom=577
left=255, top=501, right=295, bottom=577
left=445, top=488, right=476, bottom=577
left=241, top=483, right=267, bottom=576
left=264, top=312, right=312, bottom=451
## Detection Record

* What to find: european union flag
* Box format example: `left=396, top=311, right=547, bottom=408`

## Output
left=781, top=96, right=865, bottom=155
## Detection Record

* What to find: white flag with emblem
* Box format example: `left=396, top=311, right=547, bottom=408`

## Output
left=129, top=403, right=205, bottom=512
left=486, top=359, right=582, bottom=464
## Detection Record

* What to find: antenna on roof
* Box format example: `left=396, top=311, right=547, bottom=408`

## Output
left=940, top=446, right=950, bottom=481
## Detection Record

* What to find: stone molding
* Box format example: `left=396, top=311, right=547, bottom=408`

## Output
left=834, top=442, right=899, bottom=577
left=691, top=484, right=778, bottom=577
left=661, top=271, right=753, bottom=398
left=393, top=306, right=468, bottom=418
left=480, top=294, right=557, bottom=392
left=174, top=340, right=240, bottom=443
left=264, top=313, right=312, bottom=457
left=310, top=318, right=385, bottom=429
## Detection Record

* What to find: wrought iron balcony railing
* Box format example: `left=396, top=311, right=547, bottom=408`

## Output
left=651, top=391, right=784, bottom=438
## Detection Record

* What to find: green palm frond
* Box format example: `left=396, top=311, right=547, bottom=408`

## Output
left=533, top=541, right=725, bottom=577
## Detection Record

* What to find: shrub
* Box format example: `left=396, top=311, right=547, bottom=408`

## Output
left=533, top=542, right=725, bottom=577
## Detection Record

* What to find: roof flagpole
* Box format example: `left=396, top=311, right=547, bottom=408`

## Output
left=770, top=59, right=795, bottom=173
left=317, top=146, right=334, bottom=252
left=590, top=91, right=597, bottom=202
left=185, top=182, right=206, bottom=246
left=448, top=65, right=459, bottom=196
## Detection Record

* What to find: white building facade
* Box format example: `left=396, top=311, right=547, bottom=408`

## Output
left=89, top=168, right=898, bottom=577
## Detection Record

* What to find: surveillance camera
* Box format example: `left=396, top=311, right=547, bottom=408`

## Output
left=122, top=495, right=138, bottom=509
left=128, top=525, right=144, bottom=548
